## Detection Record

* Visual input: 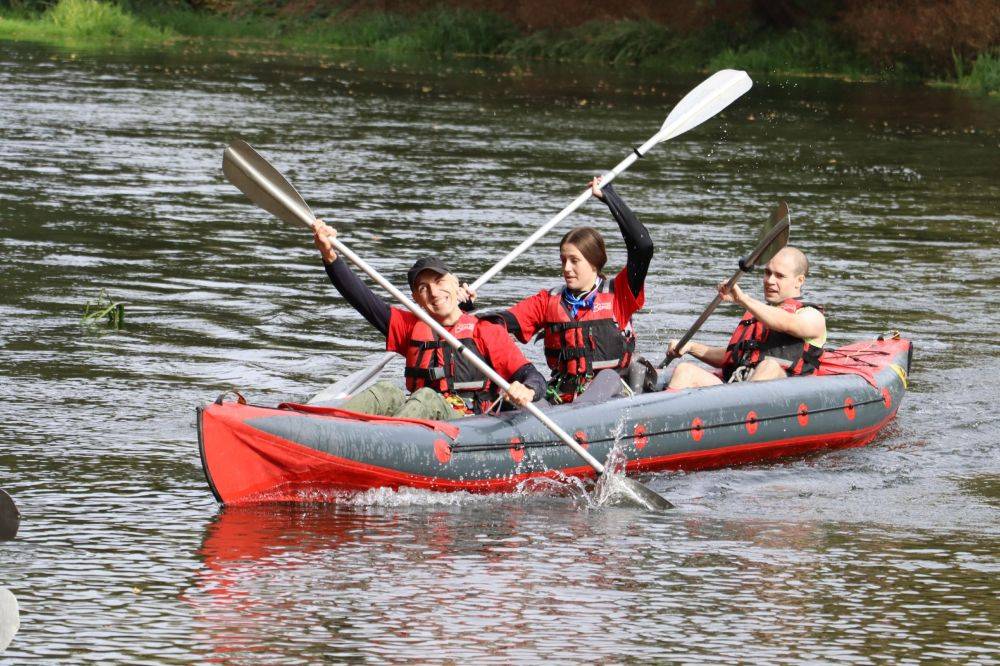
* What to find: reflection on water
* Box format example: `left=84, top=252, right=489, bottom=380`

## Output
left=185, top=503, right=997, bottom=663
left=0, top=41, right=998, bottom=661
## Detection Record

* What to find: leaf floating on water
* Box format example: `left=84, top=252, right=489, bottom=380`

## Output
left=81, top=289, right=124, bottom=329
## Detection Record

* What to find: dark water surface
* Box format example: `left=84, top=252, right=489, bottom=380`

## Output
left=1, top=42, right=998, bottom=662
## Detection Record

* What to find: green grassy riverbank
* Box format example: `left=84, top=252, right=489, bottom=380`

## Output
left=1, top=0, right=997, bottom=95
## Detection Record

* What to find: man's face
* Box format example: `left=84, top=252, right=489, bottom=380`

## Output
left=762, top=251, right=805, bottom=304
left=411, top=270, right=460, bottom=321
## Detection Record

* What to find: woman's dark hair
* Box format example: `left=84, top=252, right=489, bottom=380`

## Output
left=560, top=226, right=607, bottom=273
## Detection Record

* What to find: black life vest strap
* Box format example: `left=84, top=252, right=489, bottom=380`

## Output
left=441, top=342, right=456, bottom=392
left=408, top=339, right=444, bottom=350
left=404, top=366, right=447, bottom=381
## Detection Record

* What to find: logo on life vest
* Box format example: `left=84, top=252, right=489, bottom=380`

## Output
left=453, top=322, right=475, bottom=335
left=592, top=302, right=612, bottom=313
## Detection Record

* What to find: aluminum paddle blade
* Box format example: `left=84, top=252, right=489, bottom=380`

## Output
left=0, top=489, right=19, bottom=541
left=658, top=69, right=752, bottom=142
left=753, top=201, right=791, bottom=266
left=223, top=139, right=316, bottom=229
left=601, top=475, right=673, bottom=511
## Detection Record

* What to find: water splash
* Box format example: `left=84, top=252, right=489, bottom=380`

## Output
left=343, top=486, right=494, bottom=508
left=590, top=406, right=647, bottom=509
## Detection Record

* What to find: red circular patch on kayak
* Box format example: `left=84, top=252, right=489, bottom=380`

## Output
left=745, top=410, right=758, bottom=435
left=574, top=431, right=589, bottom=449
left=882, top=388, right=892, bottom=409
left=690, top=418, right=704, bottom=442
left=797, top=403, right=809, bottom=427
left=634, top=424, right=648, bottom=451
left=509, top=437, right=524, bottom=464
left=433, top=438, right=451, bottom=464
left=844, top=397, right=856, bottom=420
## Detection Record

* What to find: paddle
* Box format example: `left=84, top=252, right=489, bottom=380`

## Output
left=0, top=489, right=19, bottom=541
left=311, top=69, right=754, bottom=403
left=659, top=201, right=791, bottom=369
left=0, top=587, right=18, bottom=652
left=223, top=140, right=673, bottom=511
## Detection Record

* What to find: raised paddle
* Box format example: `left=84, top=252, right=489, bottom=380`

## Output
left=0, top=489, right=19, bottom=541
left=659, top=201, right=791, bottom=369
left=223, top=140, right=673, bottom=511
left=312, top=69, right=754, bottom=402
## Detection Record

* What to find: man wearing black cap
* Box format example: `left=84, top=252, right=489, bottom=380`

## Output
left=314, top=221, right=546, bottom=420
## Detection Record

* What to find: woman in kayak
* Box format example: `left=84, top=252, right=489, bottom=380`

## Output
left=471, top=177, right=653, bottom=403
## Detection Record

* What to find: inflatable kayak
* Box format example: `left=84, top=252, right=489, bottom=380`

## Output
left=198, top=336, right=911, bottom=505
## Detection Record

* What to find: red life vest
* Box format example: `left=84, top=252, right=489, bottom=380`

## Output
left=403, top=313, right=495, bottom=414
left=723, top=298, right=824, bottom=381
left=541, top=280, right=636, bottom=395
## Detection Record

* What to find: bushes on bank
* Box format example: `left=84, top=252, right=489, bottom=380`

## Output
left=708, top=23, right=868, bottom=78
left=960, top=52, right=1000, bottom=94
left=506, top=20, right=677, bottom=65
left=0, top=0, right=170, bottom=42
left=1, top=0, right=997, bottom=95
left=48, top=0, right=167, bottom=39
left=303, top=7, right=517, bottom=54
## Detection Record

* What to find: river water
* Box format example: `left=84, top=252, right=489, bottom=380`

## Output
left=0, top=41, right=997, bottom=662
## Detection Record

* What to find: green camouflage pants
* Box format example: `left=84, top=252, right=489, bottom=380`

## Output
left=341, top=381, right=464, bottom=421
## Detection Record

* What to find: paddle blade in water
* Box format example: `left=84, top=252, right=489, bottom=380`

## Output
left=602, top=475, right=673, bottom=511
left=0, top=490, right=19, bottom=541
left=755, top=200, right=791, bottom=266
left=223, top=139, right=316, bottom=229
left=658, top=70, right=752, bottom=142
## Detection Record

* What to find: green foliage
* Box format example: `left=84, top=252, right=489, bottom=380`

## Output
left=144, top=6, right=276, bottom=39
left=303, top=7, right=517, bottom=54
left=0, top=0, right=996, bottom=95
left=959, top=52, right=1000, bottom=95
left=518, top=20, right=670, bottom=64
left=0, top=0, right=171, bottom=42
left=0, top=0, right=53, bottom=14
left=48, top=0, right=168, bottom=39
left=505, top=20, right=682, bottom=66
left=82, top=290, right=124, bottom=328
left=707, top=23, right=866, bottom=76
left=305, top=11, right=405, bottom=48
left=403, top=7, right=518, bottom=54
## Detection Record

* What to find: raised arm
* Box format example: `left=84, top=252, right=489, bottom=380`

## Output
left=597, top=182, right=653, bottom=297
left=315, top=222, right=392, bottom=337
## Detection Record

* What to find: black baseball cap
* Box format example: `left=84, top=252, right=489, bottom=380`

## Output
left=407, top=256, right=452, bottom=290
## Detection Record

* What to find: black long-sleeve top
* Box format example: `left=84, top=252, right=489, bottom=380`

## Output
left=600, top=183, right=653, bottom=298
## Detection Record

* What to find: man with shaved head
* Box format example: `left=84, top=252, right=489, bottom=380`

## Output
left=666, top=246, right=827, bottom=389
